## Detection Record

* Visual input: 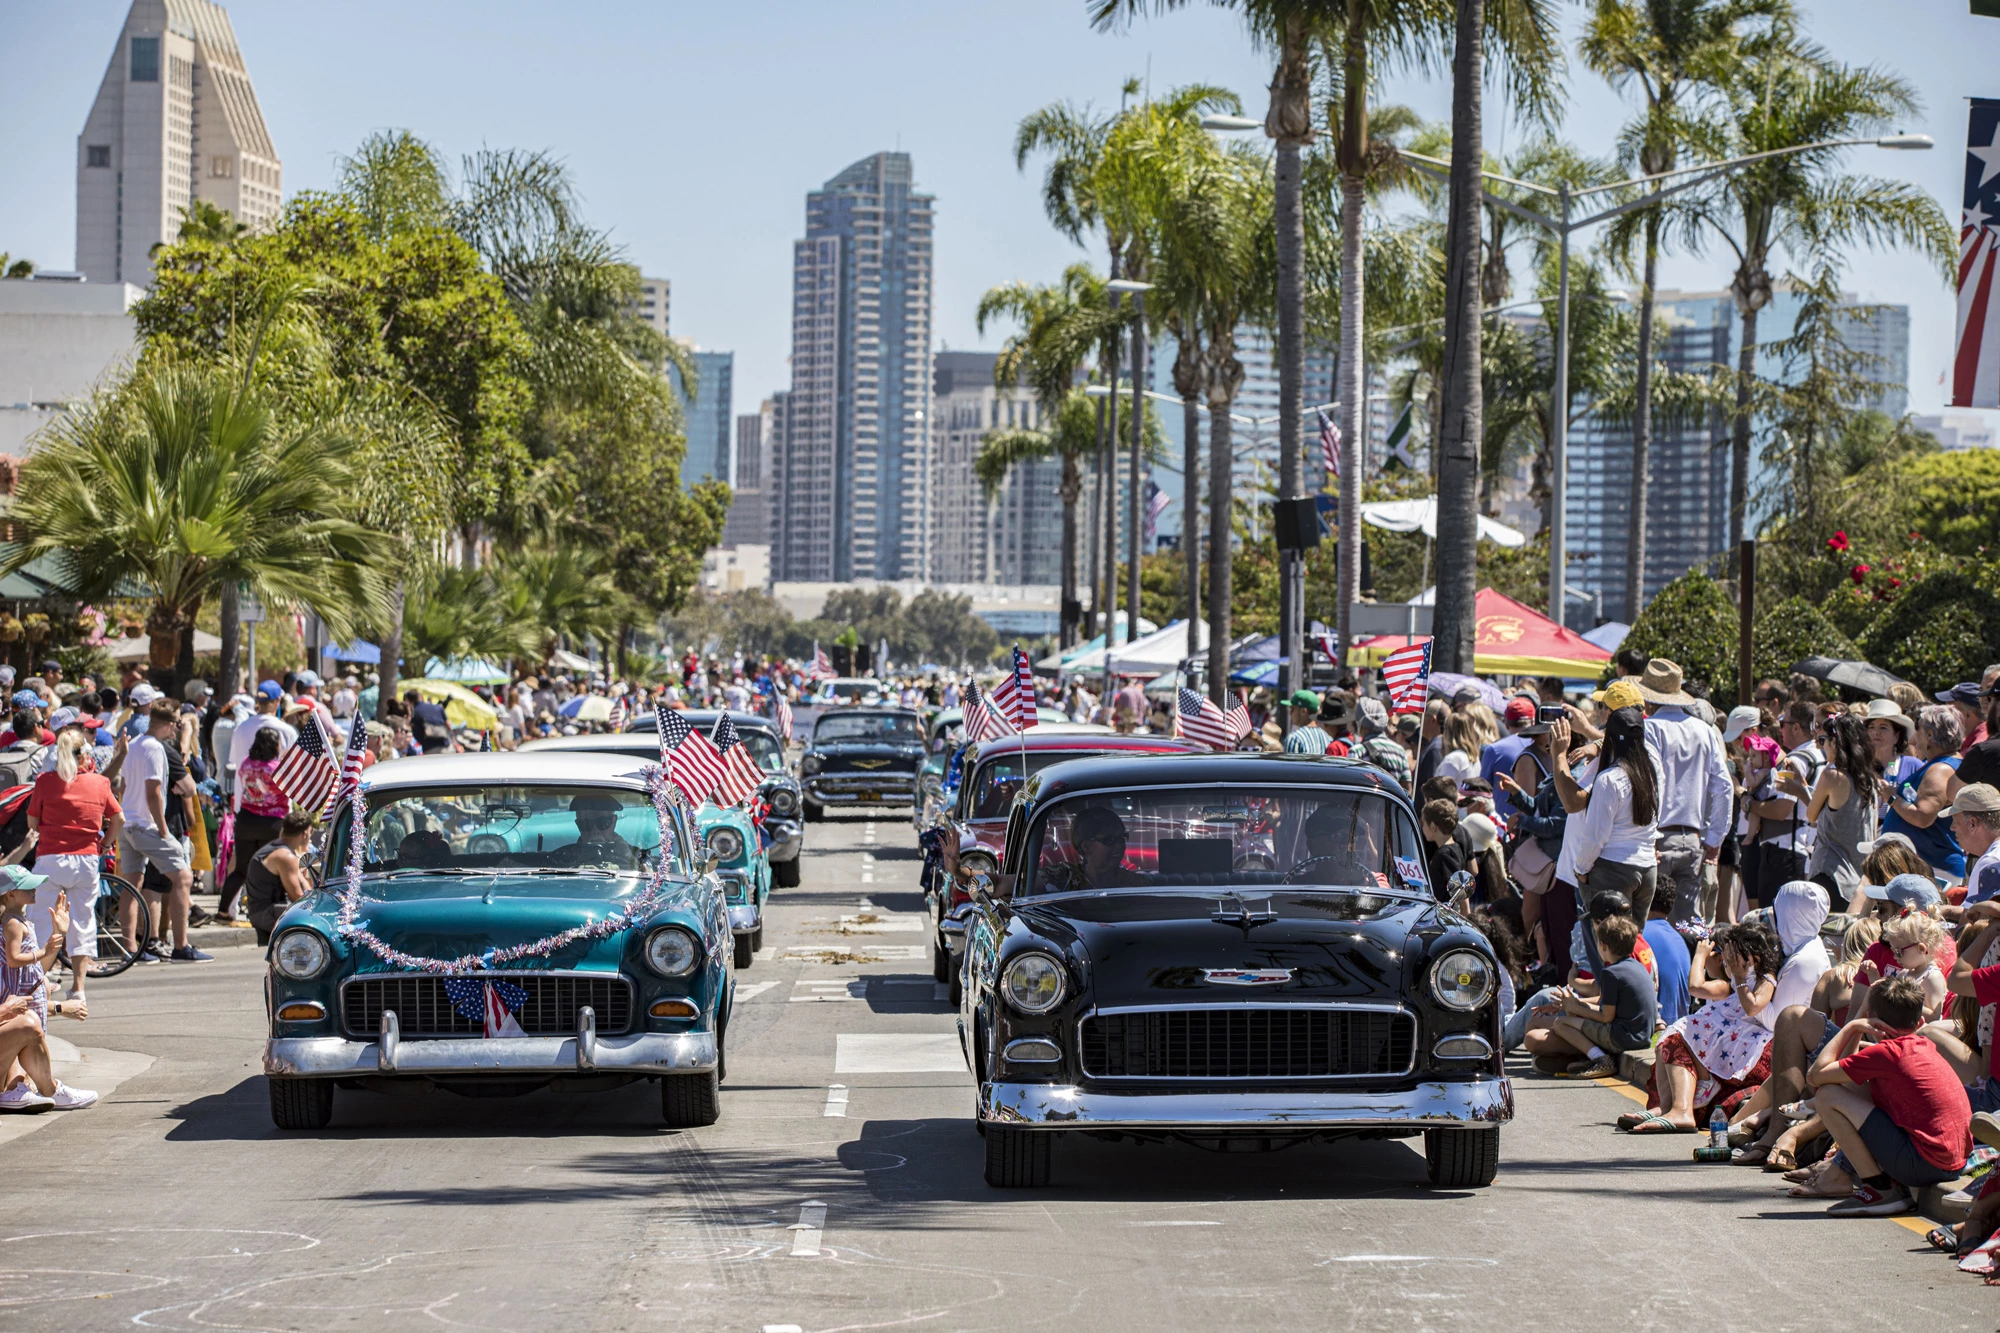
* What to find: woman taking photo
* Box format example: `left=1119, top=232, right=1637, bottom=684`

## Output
left=1566, top=705, right=1661, bottom=919
left=1879, top=704, right=1964, bottom=882
left=1803, top=713, right=1879, bottom=911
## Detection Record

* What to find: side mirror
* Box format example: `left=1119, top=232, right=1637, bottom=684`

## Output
left=1445, top=869, right=1475, bottom=910
left=701, top=854, right=720, bottom=878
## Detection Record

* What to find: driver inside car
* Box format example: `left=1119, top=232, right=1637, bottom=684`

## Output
left=1287, top=802, right=1383, bottom=885
left=1044, top=805, right=1146, bottom=891
left=550, top=793, right=644, bottom=870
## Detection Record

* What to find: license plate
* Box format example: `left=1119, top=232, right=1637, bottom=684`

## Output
left=859, top=791, right=880, bottom=802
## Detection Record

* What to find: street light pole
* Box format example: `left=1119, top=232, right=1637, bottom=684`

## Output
left=1108, top=279, right=1155, bottom=655
left=1549, top=183, right=1571, bottom=627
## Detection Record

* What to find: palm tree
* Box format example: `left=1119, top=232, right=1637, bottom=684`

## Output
left=1672, top=33, right=1953, bottom=552
left=3, top=362, right=392, bottom=677
left=1583, top=0, right=1779, bottom=621
left=491, top=541, right=623, bottom=670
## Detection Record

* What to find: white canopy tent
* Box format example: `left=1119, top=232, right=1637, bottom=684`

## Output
left=1360, top=498, right=1526, bottom=548
left=1061, top=618, right=1208, bottom=678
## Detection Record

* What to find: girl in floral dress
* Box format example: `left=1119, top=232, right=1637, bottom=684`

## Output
left=1625, top=923, right=1782, bottom=1132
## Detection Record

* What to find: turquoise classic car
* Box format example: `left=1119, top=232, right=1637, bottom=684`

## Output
left=261, top=752, right=733, bottom=1132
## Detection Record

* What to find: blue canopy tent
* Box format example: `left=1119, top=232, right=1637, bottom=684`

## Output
left=322, top=641, right=381, bottom=665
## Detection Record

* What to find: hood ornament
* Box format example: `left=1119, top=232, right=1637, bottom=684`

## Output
left=1202, top=967, right=1293, bottom=986
left=1211, top=893, right=1277, bottom=928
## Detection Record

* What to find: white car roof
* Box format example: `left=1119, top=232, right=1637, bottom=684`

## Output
left=517, top=734, right=659, bottom=754
left=360, top=750, right=655, bottom=793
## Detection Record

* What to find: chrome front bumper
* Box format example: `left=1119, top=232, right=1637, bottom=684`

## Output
left=936, top=900, right=976, bottom=957
left=804, top=776, right=917, bottom=804
left=763, top=820, right=802, bottom=862
left=727, top=903, right=762, bottom=935
left=265, top=1029, right=717, bottom=1078
left=978, top=1076, right=1514, bottom=1130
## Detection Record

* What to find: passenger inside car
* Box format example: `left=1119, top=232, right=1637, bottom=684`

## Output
left=1286, top=802, right=1387, bottom=885
left=549, top=792, right=645, bottom=869
left=1042, top=806, right=1147, bottom=891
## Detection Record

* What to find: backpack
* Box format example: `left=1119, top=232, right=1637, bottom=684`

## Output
left=0, top=743, right=46, bottom=792
left=0, top=785, right=33, bottom=856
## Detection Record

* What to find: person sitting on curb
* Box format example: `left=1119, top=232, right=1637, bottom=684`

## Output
left=1523, top=914, right=1658, bottom=1080
left=1804, top=972, right=1972, bottom=1216
left=0, top=865, right=98, bottom=1113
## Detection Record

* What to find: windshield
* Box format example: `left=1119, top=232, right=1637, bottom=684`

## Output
left=815, top=713, right=921, bottom=743
left=1021, top=786, right=1426, bottom=897
left=738, top=729, right=785, bottom=772
left=966, top=751, right=1119, bottom=819
left=826, top=681, right=879, bottom=703
left=331, top=784, right=679, bottom=879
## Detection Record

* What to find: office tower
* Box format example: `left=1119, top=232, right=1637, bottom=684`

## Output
left=721, top=404, right=771, bottom=547
left=668, top=346, right=733, bottom=490
left=633, top=275, right=671, bottom=339
left=930, top=351, right=1061, bottom=585
left=1836, top=302, right=1910, bottom=417
left=76, top=0, right=281, bottom=286
left=773, top=152, right=934, bottom=582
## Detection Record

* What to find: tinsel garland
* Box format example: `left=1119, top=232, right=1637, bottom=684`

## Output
left=333, top=765, right=687, bottom=975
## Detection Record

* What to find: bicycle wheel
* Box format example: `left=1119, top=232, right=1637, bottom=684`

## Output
left=83, top=872, right=149, bottom=978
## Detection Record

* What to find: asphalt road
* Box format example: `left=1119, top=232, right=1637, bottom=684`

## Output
left=0, top=811, right=1985, bottom=1331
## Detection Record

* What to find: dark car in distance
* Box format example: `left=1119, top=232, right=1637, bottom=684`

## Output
left=799, top=707, right=925, bottom=819
left=957, top=752, right=1510, bottom=1189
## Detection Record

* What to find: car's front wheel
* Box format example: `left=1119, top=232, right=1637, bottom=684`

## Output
left=803, top=800, right=824, bottom=823
left=983, top=1124, right=1052, bottom=1188
left=734, top=933, right=754, bottom=969
left=661, top=1069, right=721, bottom=1127
left=773, top=856, right=801, bottom=888
left=1424, top=1127, right=1499, bottom=1189
left=268, top=1077, right=333, bottom=1130
left=931, top=929, right=952, bottom=983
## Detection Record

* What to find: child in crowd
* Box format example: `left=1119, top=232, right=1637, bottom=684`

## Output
left=0, top=864, right=97, bottom=1112
left=1806, top=973, right=1972, bottom=1216
left=1523, top=914, right=1659, bottom=1080
left=1879, top=912, right=1950, bottom=1022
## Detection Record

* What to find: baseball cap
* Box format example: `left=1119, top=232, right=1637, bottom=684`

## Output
left=9, top=689, right=42, bottom=710
left=1943, top=782, right=2000, bottom=817
left=1504, top=696, right=1537, bottom=725
left=1936, top=682, right=1983, bottom=708
left=1286, top=688, right=1321, bottom=712
left=1594, top=679, right=1644, bottom=711
left=0, top=666, right=16, bottom=685
left=1863, top=872, right=1942, bottom=910
left=257, top=680, right=284, bottom=700
left=38, top=660, right=59, bottom=673
left=1437, top=750, right=1479, bottom=784
left=1721, top=704, right=1762, bottom=742
left=46, top=705, right=78, bottom=730
left=128, top=684, right=161, bottom=707
left=1451, top=683, right=1484, bottom=706
left=0, top=864, right=49, bottom=896
left=294, top=669, right=323, bottom=689
left=1856, top=830, right=1916, bottom=857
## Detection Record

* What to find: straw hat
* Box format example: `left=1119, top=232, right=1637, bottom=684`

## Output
left=1635, top=658, right=1695, bottom=708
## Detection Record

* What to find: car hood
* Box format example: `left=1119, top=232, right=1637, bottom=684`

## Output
left=329, top=873, right=682, bottom=973
left=1012, top=888, right=1433, bottom=1003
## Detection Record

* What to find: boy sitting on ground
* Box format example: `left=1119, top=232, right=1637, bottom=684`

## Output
left=1524, top=914, right=1658, bottom=1079
left=1806, top=972, right=1972, bottom=1216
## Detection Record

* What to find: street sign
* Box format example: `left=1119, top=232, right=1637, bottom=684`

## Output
left=237, top=585, right=263, bottom=624
left=1349, top=603, right=1432, bottom=637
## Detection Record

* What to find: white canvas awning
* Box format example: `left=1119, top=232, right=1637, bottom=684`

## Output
left=1361, top=498, right=1526, bottom=548
left=1061, top=619, right=1208, bottom=678
left=104, top=630, right=222, bottom=662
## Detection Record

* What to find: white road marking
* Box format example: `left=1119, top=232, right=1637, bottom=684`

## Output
left=835, top=1033, right=966, bottom=1073
left=781, top=943, right=926, bottom=963
left=791, top=978, right=869, bottom=1002
left=837, top=912, right=923, bottom=933
left=763, top=1326, right=804, bottom=1332
left=822, top=1084, right=849, bottom=1117
left=734, top=981, right=779, bottom=1002
left=753, top=947, right=776, bottom=961
left=1129, top=1220, right=1223, bottom=1227
left=789, top=1201, right=828, bottom=1257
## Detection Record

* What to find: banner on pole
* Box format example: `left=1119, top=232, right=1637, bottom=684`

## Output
left=1952, top=96, right=2000, bottom=407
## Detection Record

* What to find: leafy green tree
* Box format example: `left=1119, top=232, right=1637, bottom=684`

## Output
left=1752, top=595, right=1859, bottom=684
left=1902, top=446, right=2000, bottom=559
left=1860, top=571, right=2000, bottom=694
left=399, top=565, right=538, bottom=670
left=0, top=253, right=34, bottom=279
left=1621, top=569, right=1739, bottom=694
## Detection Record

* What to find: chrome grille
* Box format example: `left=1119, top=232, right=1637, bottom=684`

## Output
left=341, top=973, right=633, bottom=1038
left=1079, top=1007, right=1416, bottom=1079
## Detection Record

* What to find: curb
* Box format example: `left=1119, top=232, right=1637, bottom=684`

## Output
left=187, top=924, right=259, bottom=950
left=1611, top=1046, right=1972, bottom=1225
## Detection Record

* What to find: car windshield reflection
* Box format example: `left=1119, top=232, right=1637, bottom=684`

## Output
left=814, top=714, right=921, bottom=743
left=331, top=785, right=678, bottom=884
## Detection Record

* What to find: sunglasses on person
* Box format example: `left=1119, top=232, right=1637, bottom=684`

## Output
left=1081, top=831, right=1127, bottom=849
left=577, top=811, right=618, bottom=831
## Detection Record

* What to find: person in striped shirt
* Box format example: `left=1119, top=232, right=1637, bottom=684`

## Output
left=1284, top=691, right=1332, bottom=755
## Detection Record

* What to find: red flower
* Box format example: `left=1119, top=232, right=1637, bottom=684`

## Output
left=1888, top=577, right=1904, bottom=588
left=1827, top=531, right=1851, bottom=552
left=1850, top=564, right=1871, bottom=584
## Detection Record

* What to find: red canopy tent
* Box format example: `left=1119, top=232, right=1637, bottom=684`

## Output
left=1346, top=588, right=1615, bottom=676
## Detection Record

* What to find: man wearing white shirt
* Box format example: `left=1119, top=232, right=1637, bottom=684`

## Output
left=1637, top=659, right=1734, bottom=921
left=117, top=700, right=207, bottom=961
left=225, top=681, right=298, bottom=812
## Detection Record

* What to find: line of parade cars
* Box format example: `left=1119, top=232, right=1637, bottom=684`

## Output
left=259, top=690, right=1512, bottom=1192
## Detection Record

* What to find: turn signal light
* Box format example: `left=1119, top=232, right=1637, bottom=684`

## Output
left=276, top=1001, right=325, bottom=1021
left=649, top=999, right=699, bottom=1019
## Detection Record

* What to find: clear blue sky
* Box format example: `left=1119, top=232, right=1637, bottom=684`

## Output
left=2, top=0, right=1991, bottom=421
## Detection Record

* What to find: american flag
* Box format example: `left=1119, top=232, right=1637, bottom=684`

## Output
left=1223, top=691, right=1253, bottom=744
left=271, top=711, right=340, bottom=814
left=962, top=680, right=1014, bottom=744
left=710, top=713, right=765, bottom=808
left=479, top=729, right=494, bottom=752
left=1955, top=98, right=2000, bottom=407
left=656, top=704, right=725, bottom=805
left=1380, top=638, right=1434, bottom=713
left=324, top=710, right=367, bottom=815
left=990, top=645, right=1037, bottom=730
left=443, top=978, right=527, bottom=1038
left=771, top=689, right=793, bottom=742
left=1175, top=686, right=1242, bottom=751
left=1143, top=484, right=1171, bottom=545
left=608, top=694, right=628, bottom=731
left=810, top=643, right=833, bottom=681
left=1318, top=408, right=1341, bottom=486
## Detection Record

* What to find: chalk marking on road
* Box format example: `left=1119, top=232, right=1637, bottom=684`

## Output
left=788, top=1201, right=828, bottom=1257
left=1128, top=1220, right=1222, bottom=1226
left=1322, top=1255, right=1500, bottom=1266
left=836, top=1033, right=966, bottom=1073
left=823, top=1084, right=849, bottom=1117
left=734, top=981, right=779, bottom=1002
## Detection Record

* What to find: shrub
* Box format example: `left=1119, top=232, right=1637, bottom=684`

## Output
left=1859, top=571, right=2000, bottom=694
left=1753, top=597, right=1861, bottom=686
left=1623, top=571, right=1739, bottom=697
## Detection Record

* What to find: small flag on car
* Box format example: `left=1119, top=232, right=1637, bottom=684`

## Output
left=444, top=977, right=527, bottom=1038
left=656, top=704, right=725, bottom=805
left=710, top=713, right=764, bottom=808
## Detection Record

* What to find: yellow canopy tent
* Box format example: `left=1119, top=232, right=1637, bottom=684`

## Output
left=406, top=677, right=500, bottom=731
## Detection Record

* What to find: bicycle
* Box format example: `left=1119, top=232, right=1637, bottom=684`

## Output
left=50, top=870, right=152, bottom=982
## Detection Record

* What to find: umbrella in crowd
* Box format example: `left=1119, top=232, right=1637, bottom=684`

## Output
left=1790, top=656, right=1911, bottom=699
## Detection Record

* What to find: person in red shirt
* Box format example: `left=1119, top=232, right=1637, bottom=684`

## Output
left=1807, top=972, right=1973, bottom=1216
left=1945, top=901, right=2000, bottom=1127
left=15, top=729, right=122, bottom=1012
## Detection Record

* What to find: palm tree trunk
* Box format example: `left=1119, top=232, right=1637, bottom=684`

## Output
left=1336, top=170, right=1366, bottom=665
left=218, top=581, right=242, bottom=698
left=1183, top=392, right=1201, bottom=664
left=1206, top=387, right=1234, bottom=705
left=1269, top=13, right=1313, bottom=696
left=377, top=576, right=406, bottom=722
left=1433, top=0, right=1486, bottom=677
left=1060, top=453, right=1082, bottom=649
left=1729, top=302, right=1758, bottom=553
left=1624, top=223, right=1659, bottom=622
left=1103, top=336, right=1122, bottom=645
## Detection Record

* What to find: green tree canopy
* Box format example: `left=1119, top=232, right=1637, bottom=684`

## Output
left=1859, top=571, right=2000, bottom=695
left=1752, top=596, right=1859, bottom=685
left=1621, top=570, right=1739, bottom=695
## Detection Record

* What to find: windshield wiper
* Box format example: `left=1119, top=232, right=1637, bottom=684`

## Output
left=364, top=867, right=486, bottom=879
left=500, top=866, right=632, bottom=878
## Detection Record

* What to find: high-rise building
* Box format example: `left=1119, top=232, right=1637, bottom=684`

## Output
left=930, top=351, right=1062, bottom=585
left=76, top=0, right=281, bottom=286
left=772, top=152, right=935, bottom=582
left=633, top=275, right=671, bottom=339
left=668, top=346, right=733, bottom=490
left=721, top=402, right=771, bottom=547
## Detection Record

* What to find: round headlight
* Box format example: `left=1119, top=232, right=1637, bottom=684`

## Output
left=800, top=755, right=822, bottom=775
left=272, top=929, right=330, bottom=980
left=707, top=827, right=745, bottom=862
left=961, top=850, right=997, bottom=878
left=466, top=833, right=509, bottom=856
left=1002, top=951, right=1067, bottom=1015
left=768, top=787, right=798, bottom=816
left=1430, top=948, right=1496, bottom=1012
left=646, top=927, right=701, bottom=977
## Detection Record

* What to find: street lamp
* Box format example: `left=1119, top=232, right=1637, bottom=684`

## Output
left=1106, top=279, right=1154, bottom=652
left=1397, top=131, right=1930, bottom=628
left=1200, top=114, right=1263, bottom=133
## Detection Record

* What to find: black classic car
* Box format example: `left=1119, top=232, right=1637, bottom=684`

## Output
left=958, top=752, right=1511, bottom=1189
left=799, top=706, right=925, bottom=819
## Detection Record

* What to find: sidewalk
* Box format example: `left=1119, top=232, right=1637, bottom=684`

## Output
left=0, top=1034, right=155, bottom=1146
left=1613, top=1047, right=1976, bottom=1227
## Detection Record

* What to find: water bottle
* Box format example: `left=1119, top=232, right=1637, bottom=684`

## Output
left=1708, top=1107, right=1728, bottom=1150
